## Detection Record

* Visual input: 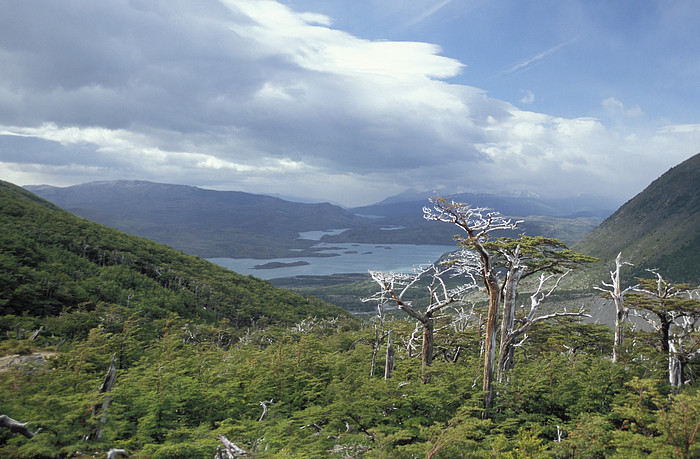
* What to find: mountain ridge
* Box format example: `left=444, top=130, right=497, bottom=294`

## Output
left=351, top=191, right=618, bottom=219
left=573, top=152, right=700, bottom=283
left=25, top=180, right=368, bottom=258
left=26, top=181, right=611, bottom=260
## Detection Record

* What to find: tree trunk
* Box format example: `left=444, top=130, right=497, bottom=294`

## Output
left=669, top=340, right=682, bottom=387
left=610, top=252, right=631, bottom=363
left=612, top=307, right=628, bottom=363
left=385, top=330, right=395, bottom=380
left=86, top=353, right=118, bottom=440
left=498, top=265, right=523, bottom=384
left=422, top=320, right=434, bottom=370
left=482, top=276, right=500, bottom=418
left=496, top=333, right=515, bottom=384
left=659, top=314, right=671, bottom=355
left=370, top=328, right=380, bottom=377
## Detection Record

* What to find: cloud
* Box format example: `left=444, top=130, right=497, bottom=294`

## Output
left=404, top=0, right=455, bottom=28
left=520, top=90, right=535, bottom=105
left=501, top=37, right=578, bottom=76
left=601, top=97, right=644, bottom=117
left=0, top=1, right=696, bottom=206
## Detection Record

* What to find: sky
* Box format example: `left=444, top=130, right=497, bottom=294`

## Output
left=0, top=0, right=698, bottom=207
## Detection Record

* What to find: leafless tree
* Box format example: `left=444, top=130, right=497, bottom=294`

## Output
left=367, top=263, right=475, bottom=379
left=362, top=290, right=391, bottom=378
left=258, top=399, right=274, bottom=422
left=595, top=252, right=636, bottom=362
left=216, top=435, right=251, bottom=458
left=385, top=329, right=395, bottom=380
left=497, top=270, right=589, bottom=382
left=0, top=415, right=39, bottom=438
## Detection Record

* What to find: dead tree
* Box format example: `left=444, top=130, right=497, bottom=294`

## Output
left=258, top=399, right=274, bottom=422
left=367, top=264, right=474, bottom=378
left=424, top=197, right=520, bottom=417
left=369, top=326, right=386, bottom=378
left=363, top=294, right=389, bottom=378
left=385, top=330, right=395, bottom=380
left=487, top=236, right=596, bottom=382
left=496, top=270, right=590, bottom=381
left=594, top=252, right=636, bottom=362
left=626, top=271, right=700, bottom=387
left=85, top=353, right=118, bottom=440
left=216, top=435, right=251, bottom=458
left=106, top=449, right=130, bottom=459
left=0, top=414, right=39, bottom=438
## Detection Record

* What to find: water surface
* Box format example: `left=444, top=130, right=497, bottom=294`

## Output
left=209, top=241, right=455, bottom=280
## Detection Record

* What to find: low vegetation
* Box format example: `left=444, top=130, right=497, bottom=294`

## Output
left=1, top=312, right=698, bottom=458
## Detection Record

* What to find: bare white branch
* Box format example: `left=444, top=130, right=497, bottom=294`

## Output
left=593, top=252, right=636, bottom=362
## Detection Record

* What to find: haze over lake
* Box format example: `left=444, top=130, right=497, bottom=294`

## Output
left=208, top=230, right=455, bottom=279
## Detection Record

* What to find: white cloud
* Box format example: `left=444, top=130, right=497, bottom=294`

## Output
left=231, top=0, right=463, bottom=80
left=520, top=90, right=535, bottom=105
left=501, top=38, right=578, bottom=76
left=404, top=0, right=454, bottom=28
left=602, top=97, right=644, bottom=117
left=658, top=123, right=700, bottom=134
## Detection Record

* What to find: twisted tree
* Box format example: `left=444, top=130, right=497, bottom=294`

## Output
left=424, top=197, right=596, bottom=415
left=423, top=197, right=519, bottom=416
left=368, top=263, right=475, bottom=378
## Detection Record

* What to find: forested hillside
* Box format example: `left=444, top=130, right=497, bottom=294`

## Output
left=0, top=180, right=349, bottom=324
left=1, top=181, right=699, bottom=458
left=574, top=152, right=700, bottom=284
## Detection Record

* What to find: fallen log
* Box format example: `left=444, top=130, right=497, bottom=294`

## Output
left=215, top=435, right=251, bottom=458
left=0, top=414, right=39, bottom=438
left=107, top=448, right=129, bottom=458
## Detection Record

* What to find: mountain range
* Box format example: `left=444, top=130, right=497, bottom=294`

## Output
left=351, top=190, right=617, bottom=219
left=21, top=152, right=700, bottom=285
left=26, top=181, right=367, bottom=259
left=25, top=182, right=612, bottom=259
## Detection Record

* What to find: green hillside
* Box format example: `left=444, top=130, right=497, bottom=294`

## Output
left=574, top=153, right=700, bottom=284
left=0, top=180, right=350, bottom=325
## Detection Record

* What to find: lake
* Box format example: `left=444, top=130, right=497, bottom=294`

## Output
left=208, top=230, right=456, bottom=279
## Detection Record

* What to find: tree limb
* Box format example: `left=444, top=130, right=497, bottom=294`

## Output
left=0, top=414, right=39, bottom=439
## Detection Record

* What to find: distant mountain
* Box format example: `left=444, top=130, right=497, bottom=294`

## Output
left=27, top=181, right=611, bottom=260
left=26, top=181, right=368, bottom=258
left=1, top=180, right=350, bottom=324
left=351, top=191, right=618, bottom=218
left=573, top=153, right=700, bottom=284
left=342, top=191, right=614, bottom=246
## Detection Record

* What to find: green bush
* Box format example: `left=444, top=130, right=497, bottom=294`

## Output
left=0, top=339, right=34, bottom=356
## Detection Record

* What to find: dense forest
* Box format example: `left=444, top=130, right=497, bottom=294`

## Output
left=1, top=180, right=699, bottom=458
